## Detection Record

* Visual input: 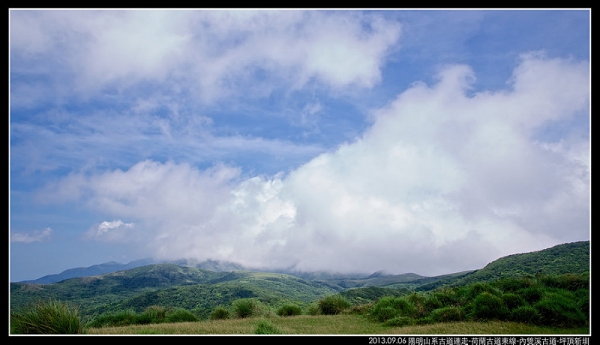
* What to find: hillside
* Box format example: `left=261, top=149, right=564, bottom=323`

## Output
left=10, top=264, right=339, bottom=320
left=413, top=240, right=590, bottom=291
left=10, top=240, right=590, bottom=321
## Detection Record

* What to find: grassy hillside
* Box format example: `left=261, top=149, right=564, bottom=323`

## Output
left=10, top=265, right=339, bottom=321
left=10, top=240, right=590, bottom=326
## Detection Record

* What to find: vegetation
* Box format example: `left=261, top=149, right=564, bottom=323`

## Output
left=9, top=240, right=590, bottom=334
left=210, top=306, right=231, bottom=320
left=254, top=319, right=284, bottom=334
left=317, top=295, right=351, bottom=315
left=364, top=273, right=588, bottom=329
left=83, top=316, right=588, bottom=335
left=276, top=303, right=303, bottom=316
left=10, top=299, right=82, bottom=334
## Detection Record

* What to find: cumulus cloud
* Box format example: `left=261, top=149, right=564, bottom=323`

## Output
left=40, top=53, right=589, bottom=276
left=11, top=227, right=53, bottom=243
left=10, top=10, right=401, bottom=106
left=85, top=220, right=135, bottom=242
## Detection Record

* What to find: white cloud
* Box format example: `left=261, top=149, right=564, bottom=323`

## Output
left=11, top=227, right=53, bottom=243
left=85, top=220, right=135, bottom=242
left=10, top=10, right=401, bottom=106
left=41, top=53, right=589, bottom=276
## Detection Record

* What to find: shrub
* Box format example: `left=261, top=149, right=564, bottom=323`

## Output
left=415, top=316, right=435, bottom=325
left=349, top=302, right=374, bottom=315
left=210, top=307, right=231, bottom=320
left=370, top=296, right=416, bottom=322
left=493, top=276, right=536, bottom=292
left=501, top=293, right=526, bottom=310
left=254, top=319, right=283, bottom=334
left=142, top=305, right=166, bottom=322
left=85, top=309, right=137, bottom=328
left=318, top=295, right=351, bottom=315
left=276, top=304, right=302, bottom=317
left=539, top=273, right=589, bottom=291
left=517, top=286, right=545, bottom=304
left=431, top=289, right=460, bottom=307
left=385, top=316, right=414, bottom=327
left=423, top=295, right=443, bottom=312
left=165, top=308, right=198, bottom=323
left=575, top=290, right=589, bottom=317
left=233, top=298, right=258, bottom=318
left=467, top=282, right=501, bottom=300
left=10, top=299, right=83, bottom=334
left=430, top=307, right=463, bottom=323
left=511, top=306, right=540, bottom=324
left=534, top=293, right=587, bottom=328
left=472, top=292, right=509, bottom=320
left=306, top=303, right=321, bottom=316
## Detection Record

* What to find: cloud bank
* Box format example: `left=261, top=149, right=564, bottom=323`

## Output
left=41, top=53, right=589, bottom=276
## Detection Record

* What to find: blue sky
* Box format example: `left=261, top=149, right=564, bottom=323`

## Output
left=9, top=9, right=590, bottom=282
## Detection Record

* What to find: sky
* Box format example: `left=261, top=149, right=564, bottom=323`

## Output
left=9, top=9, right=590, bottom=282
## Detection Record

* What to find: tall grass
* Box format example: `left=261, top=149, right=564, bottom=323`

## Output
left=253, top=319, right=284, bottom=334
left=317, top=295, right=351, bottom=315
left=10, top=299, right=83, bottom=334
left=232, top=298, right=259, bottom=318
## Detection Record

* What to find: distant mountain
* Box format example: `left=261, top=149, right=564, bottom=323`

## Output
left=19, top=258, right=157, bottom=284
left=169, top=258, right=247, bottom=272
left=10, top=264, right=339, bottom=319
left=10, top=240, right=589, bottom=320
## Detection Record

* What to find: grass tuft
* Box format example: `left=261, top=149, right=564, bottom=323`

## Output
left=10, top=299, right=83, bottom=334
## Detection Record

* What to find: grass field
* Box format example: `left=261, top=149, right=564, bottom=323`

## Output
left=84, top=314, right=589, bottom=335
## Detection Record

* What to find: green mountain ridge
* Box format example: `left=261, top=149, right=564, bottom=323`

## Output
left=10, top=240, right=589, bottom=322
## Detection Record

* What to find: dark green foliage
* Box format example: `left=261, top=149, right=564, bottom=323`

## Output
left=276, top=303, right=303, bottom=316
left=232, top=298, right=258, bottom=318
left=10, top=299, right=82, bottom=334
left=165, top=308, right=198, bottom=323
left=518, top=286, right=545, bottom=304
left=472, top=292, right=509, bottom=320
left=340, top=286, right=409, bottom=304
left=385, top=316, right=414, bottom=327
left=493, top=276, right=537, bottom=292
left=454, top=241, right=589, bottom=287
left=511, top=306, right=540, bottom=324
left=575, top=289, right=589, bottom=317
left=85, top=306, right=197, bottom=327
left=85, top=309, right=138, bottom=328
left=370, top=296, right=416, bottom=322
left=210, top=306, right=231, bottom=320
left=501, top=293, right=526, bottom=310
left=538, top=273, right=589, bottom=291
left=431, top=289, right=460, bottom=307
left=254, top=319, right=283, bottom=334
left=534, top=292, right=587, bottom=328
left=430, top=306, right=463, bottom=323
left=318, top=295, right=351, bottom=315
left=141, top=305, right=166, bottom=322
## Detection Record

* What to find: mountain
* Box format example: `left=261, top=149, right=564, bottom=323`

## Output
left=10, top=264, right=339, bottom=319
left=10, top=240, right=590, bottom=321
left=18, top=258, right=248, bottom=284
left=19, top=258, right=157, bottom=284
